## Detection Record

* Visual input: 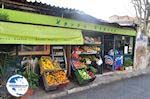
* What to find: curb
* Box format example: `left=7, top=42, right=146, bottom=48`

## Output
left=52, top=69, right=150, bottom=99
left=28, top=68, right=150, bottom=99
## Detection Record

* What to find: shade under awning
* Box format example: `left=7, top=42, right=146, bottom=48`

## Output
left=0, top=22, right=84, bottom=45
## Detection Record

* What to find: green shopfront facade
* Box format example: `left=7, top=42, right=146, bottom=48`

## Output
left=0, top=8, right=136, bottom=75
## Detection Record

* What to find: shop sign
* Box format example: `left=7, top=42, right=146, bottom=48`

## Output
left=6, top=74, right=29, bottom=97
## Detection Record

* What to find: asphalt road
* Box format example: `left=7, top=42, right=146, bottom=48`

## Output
left=58, top=74, right=150, bottom=99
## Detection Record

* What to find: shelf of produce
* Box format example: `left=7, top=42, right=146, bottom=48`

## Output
left=71, top=60, right=87, bottom=70
left=79, top=52, right=99, bottom=55
left=74, top=66, right=86, bottom=70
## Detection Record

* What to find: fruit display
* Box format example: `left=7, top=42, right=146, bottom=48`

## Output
left=71, top=36, right=101, bottom=85
left=40, top=56, right=62, bottom=74
left=53, top=71, right=69, bottom=84
left=40, top=56, right=69, bottom=91
left=84, top=36, right=101, bottom=44
left=45, top=72, right=58, bottom=86
left=44, top=70, right=69, bottom=86
left=74, top=46, right=100, bottom=54
left=88, top=71, right=95, bottom=78
left=78, top=69, right=91, bottom=80
left=80, top=56, right=99, bottom=64
left=72, top=61, right=87, bottom=69
left=40, top=56, right=54, bottom=69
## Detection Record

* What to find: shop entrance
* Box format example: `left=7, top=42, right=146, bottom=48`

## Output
left=103, top=34, right=134, bottom=73
left=103, top=34, right=115, bottom=72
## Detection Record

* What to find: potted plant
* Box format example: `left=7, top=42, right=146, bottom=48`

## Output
left=123, top=59, right=133, bottom=70
left=23, top=71, right=39, bottom=96
left=21, top=56, right=39, bottom=96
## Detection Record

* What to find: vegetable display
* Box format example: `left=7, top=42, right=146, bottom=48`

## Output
left=40, top=56, right=69, bottom=90
left=78, top=69, right=91, bottom=80
left=72, top=61, right=87, bottom=69
left=84, top=36, right=101, bottom=44
left=71, top=36, right=101, bottom=84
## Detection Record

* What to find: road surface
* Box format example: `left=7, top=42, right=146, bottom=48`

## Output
left=58, top=74, right=150, bottom=99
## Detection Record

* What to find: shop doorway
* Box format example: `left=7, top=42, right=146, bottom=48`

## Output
left=103, top=35, right=134, bottom=73
left=103, top=34, right=115, bottom=72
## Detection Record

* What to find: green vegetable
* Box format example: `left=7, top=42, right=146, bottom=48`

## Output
left=89, top=66, right=97, bottom=74
left=78, top=69, right=90, bottom=80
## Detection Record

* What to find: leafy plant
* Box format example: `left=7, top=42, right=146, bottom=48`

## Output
left=23, top=71, right=39, bottom=89
left=0, top=53, right=23, bottom=84
left=0, top=53, right=15, bottom=85
left=123, top=59, right=133, bottom=67
left=21, top=56, right=39, bottom=89
left=0, top=53, right=19, bottom=98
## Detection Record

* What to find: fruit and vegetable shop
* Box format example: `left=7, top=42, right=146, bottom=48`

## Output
left=0, top=0, right=136, bottom=94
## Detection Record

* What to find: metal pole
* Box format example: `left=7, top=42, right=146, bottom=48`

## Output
left=101, top=34, right=104, bottom=74
left=113, top=35, right=116, bottom=71
left=16, top=45, right=18, bottom=56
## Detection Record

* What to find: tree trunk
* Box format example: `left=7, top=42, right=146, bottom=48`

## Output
left=134, top=27, right=149, bottom=70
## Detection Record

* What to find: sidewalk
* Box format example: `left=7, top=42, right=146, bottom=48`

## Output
left=26, top=68, right=150, bottom=99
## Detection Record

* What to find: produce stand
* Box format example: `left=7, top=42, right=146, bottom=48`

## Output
left=70, top=35, right=104, bottom=84
left=39, top=56, right=69, bottom=91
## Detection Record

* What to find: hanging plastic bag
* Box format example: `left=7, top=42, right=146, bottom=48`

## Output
left=96, top=58, right=103, bottom=65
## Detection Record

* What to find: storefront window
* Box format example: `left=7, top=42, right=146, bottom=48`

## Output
left=124, top=37, right=134, bottom=55
left=115, top=35, right=124, bottom=54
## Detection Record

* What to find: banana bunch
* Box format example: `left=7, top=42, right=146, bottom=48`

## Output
left=40, top=56, right=55, bottom=74
left=41, top=58, right=54, bottom=70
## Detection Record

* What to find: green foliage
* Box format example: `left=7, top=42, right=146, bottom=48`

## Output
left=123, top=59, right=133, bottom=67
left=0, top=53, right=22, bottom=86
left=0, top=53, right=15, bottom=84
left=23, top=71, right=39, bottom=89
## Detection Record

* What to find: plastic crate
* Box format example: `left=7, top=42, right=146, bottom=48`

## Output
left=74, top=69, right=90, bottom=85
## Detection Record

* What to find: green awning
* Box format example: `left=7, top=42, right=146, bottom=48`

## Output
left=0, top=9, right=136, bottom=36
left=0, top=22, right=84, bottom=45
